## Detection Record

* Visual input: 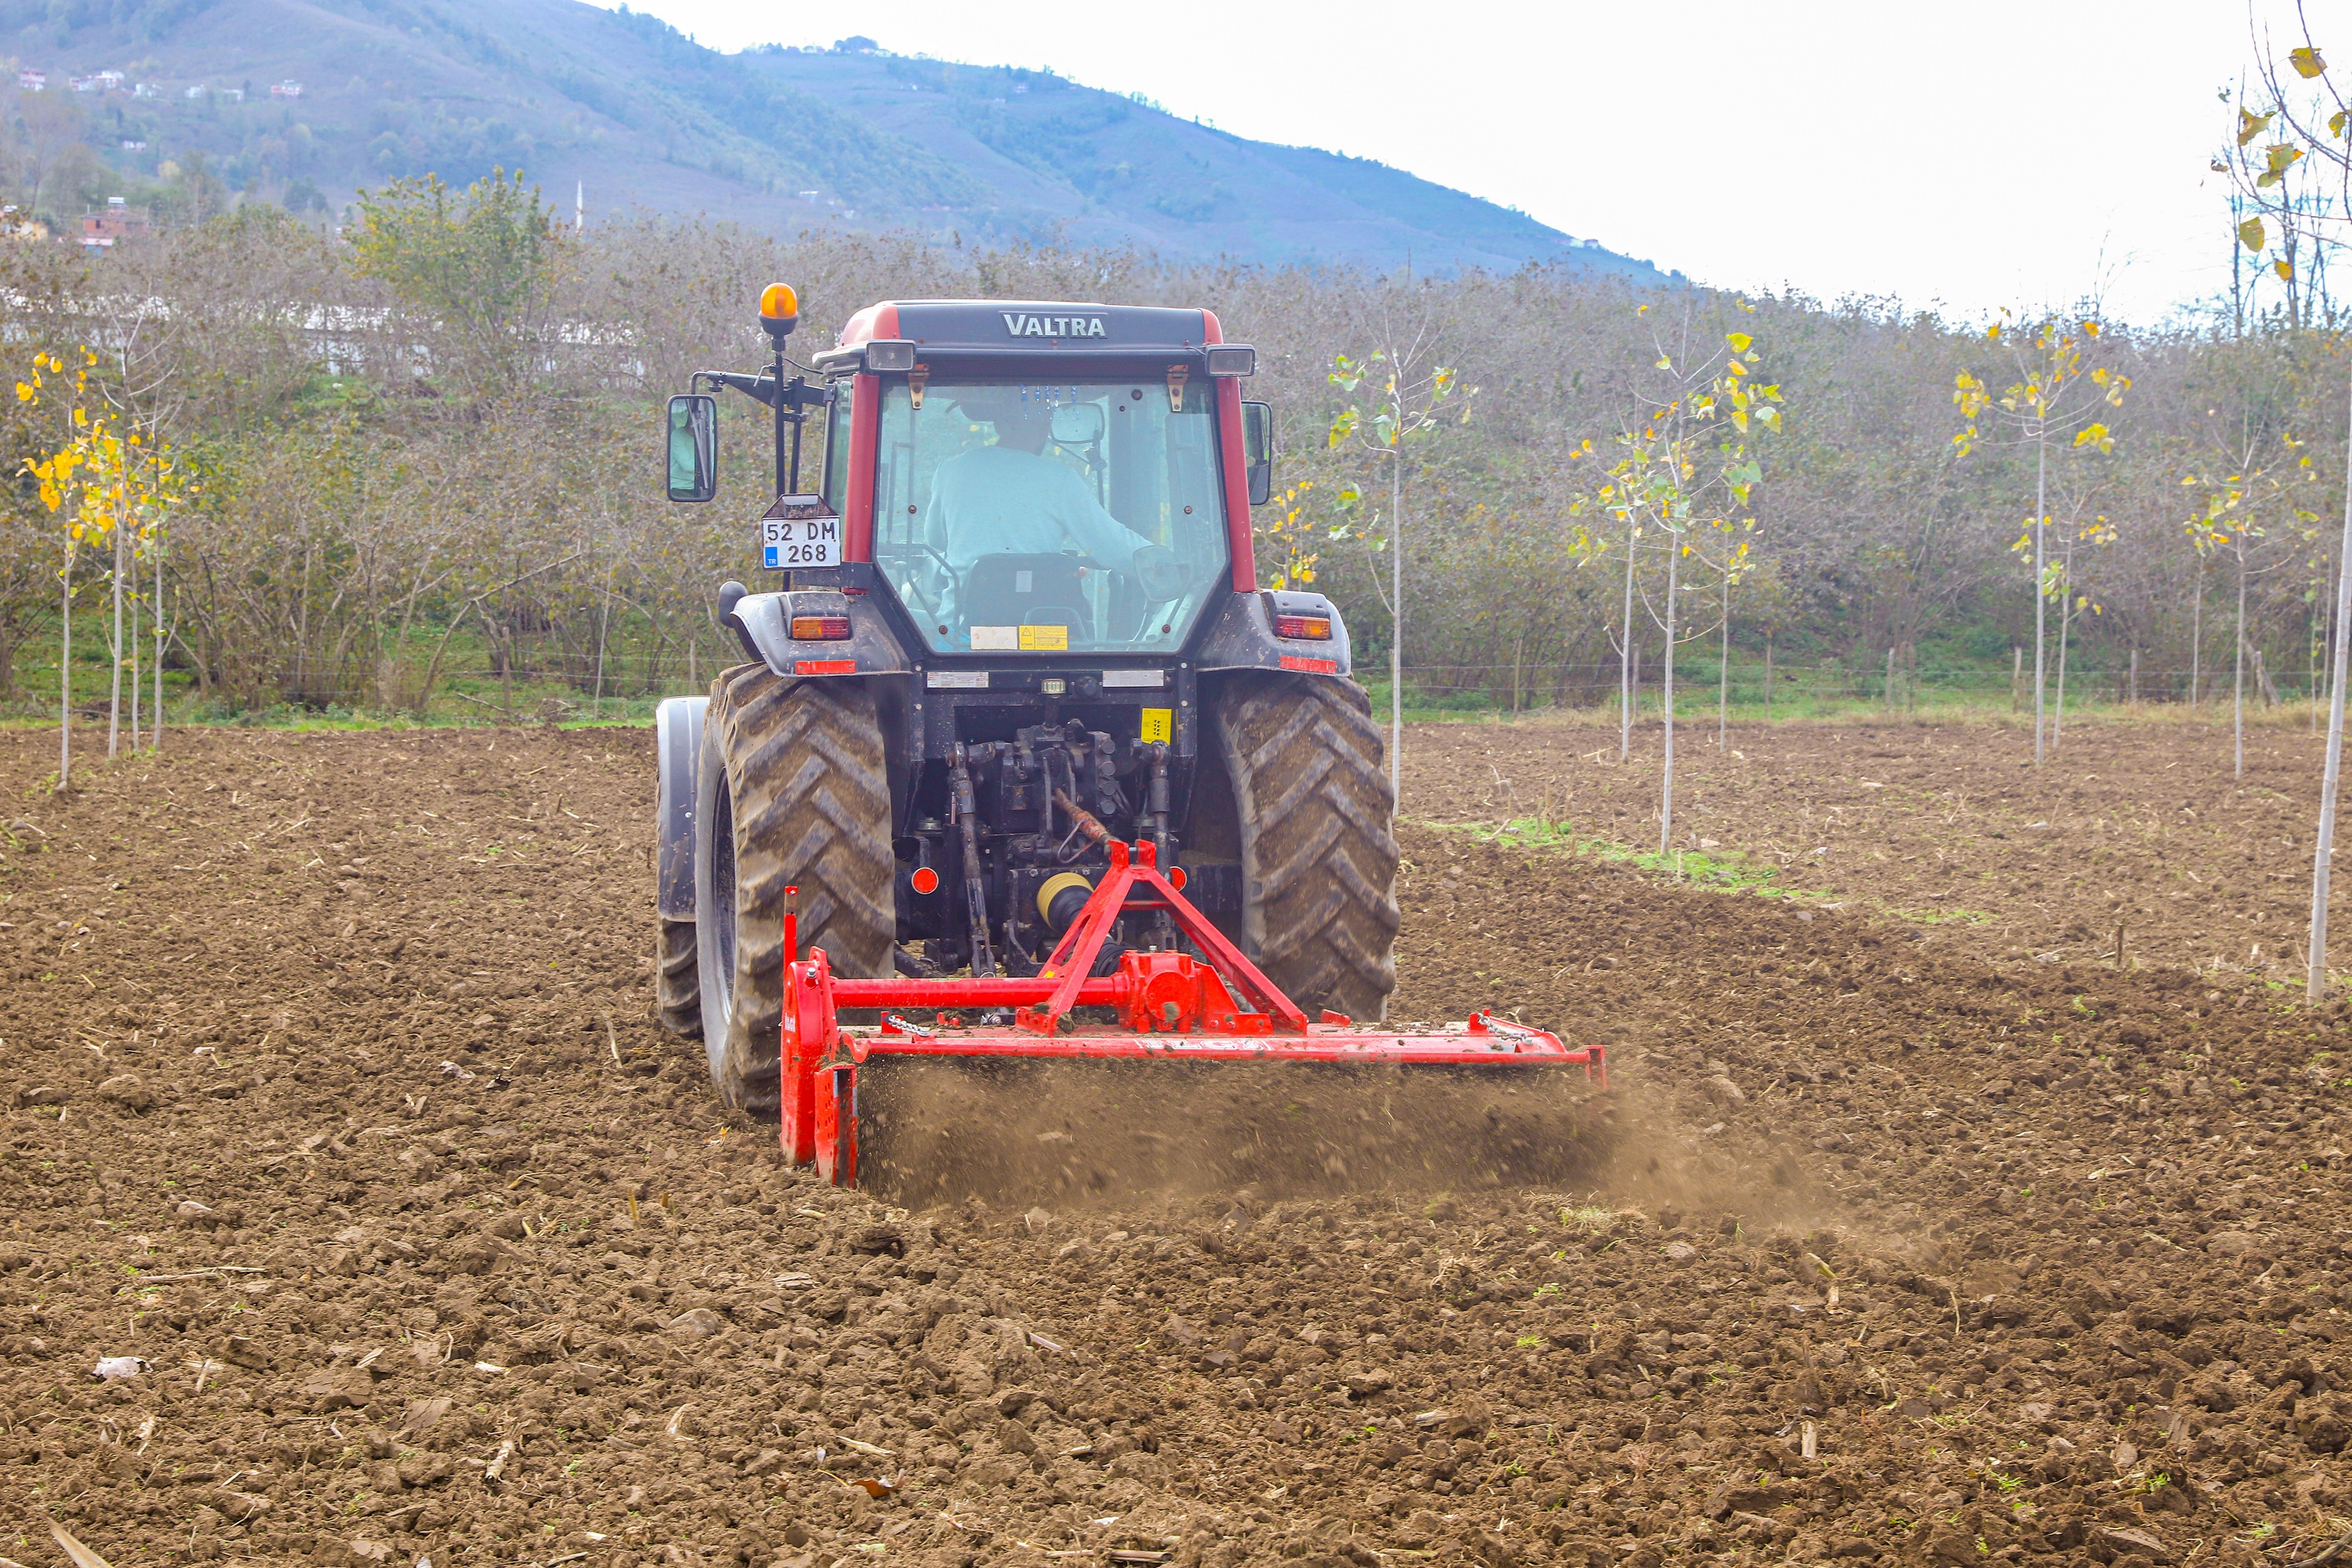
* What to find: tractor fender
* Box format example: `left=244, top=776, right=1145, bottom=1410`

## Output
left=1193, top=589, right=1354, bottom=677
left=733, top=590, right=914, bottom=679
left=655, top=695, right=708, bottom=921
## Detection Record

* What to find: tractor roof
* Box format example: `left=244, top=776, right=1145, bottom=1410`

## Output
left=834, top=299, right=1229, bottom=358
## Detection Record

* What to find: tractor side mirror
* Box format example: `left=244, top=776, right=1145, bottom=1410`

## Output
left=1241, top=400, right=1275, bottom=506
left=666, top=394, right=718, bottom=503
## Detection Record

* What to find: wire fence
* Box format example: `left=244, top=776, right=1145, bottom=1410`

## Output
left=6, top=639, right=2343, bottom=726
left=1367, top=655, right=2338, bottom=714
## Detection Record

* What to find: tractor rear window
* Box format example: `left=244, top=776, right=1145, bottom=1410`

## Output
left=872, top=376, right=1229, bottom=655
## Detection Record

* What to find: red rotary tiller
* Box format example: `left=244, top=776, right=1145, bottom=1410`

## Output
left=775, top=838, right=1603, bottom=1185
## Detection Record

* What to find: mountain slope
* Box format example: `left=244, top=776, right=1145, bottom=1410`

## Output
left=0, top=0, right=1674, bottom=280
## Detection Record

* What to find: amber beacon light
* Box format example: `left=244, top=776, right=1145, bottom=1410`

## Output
left=760, top=283, right=800, bottom=340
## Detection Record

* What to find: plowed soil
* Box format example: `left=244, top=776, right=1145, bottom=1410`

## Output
left=0, top=716, right=2347, bottom=1568
left=1403, top=715, right=2343, bottom=978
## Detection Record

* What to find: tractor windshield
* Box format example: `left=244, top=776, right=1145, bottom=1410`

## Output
left=871, top=375, right=1229, bottom=655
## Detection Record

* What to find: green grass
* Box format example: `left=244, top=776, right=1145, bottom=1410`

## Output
left=0, top=622, right=688, bottom=736
left=1446, top=814, right=1817, bottom=897
left=0, top=633, right=2319, bottom=741
left=1429, top=814, right=2000, bottom=927
left=1361, top=667, right=2339, bottom=729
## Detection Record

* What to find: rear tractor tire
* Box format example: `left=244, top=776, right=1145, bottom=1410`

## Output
left=694, top=666, right=895, bottom=1119
left=1216, top=671, right=1401, bottom=1022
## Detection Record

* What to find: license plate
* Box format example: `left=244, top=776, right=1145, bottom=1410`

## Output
left=759, top=498, right=841, bottom=570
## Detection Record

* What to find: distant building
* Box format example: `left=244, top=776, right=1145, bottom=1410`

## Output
left=69, top=70, right=124, bottom=92
left=269, top=80, right=302, bottom=99
left=120, top=139, right=145, bottom=151
left=132, top=82, right=159, bottom=98
left=80, top=198, right=149, bottom=250
left=17, top=69, right=45, bottom=92
left=184, top=84, right=205, bottom=99
left=219, top=86, right=242, bottom=102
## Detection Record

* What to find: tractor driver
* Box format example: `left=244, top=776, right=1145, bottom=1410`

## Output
left=924, top=397, right=1187, bottom=633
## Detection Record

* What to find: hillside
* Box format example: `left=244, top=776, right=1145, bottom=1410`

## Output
left=0, top=0, right=1673, bottom=279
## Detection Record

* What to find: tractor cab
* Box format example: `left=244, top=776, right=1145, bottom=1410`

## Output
left=666, top=296, right=1283, bottom=670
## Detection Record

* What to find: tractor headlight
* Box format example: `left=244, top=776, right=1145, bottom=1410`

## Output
left=1203, top=345, right=1256, bottom=376
left=863, top=339, right=917, bottom=373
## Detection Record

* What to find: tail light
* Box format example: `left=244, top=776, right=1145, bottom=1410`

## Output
left=1273, top=614, right=1332, bottom=641
left=790, top=615, right=851, bottom=641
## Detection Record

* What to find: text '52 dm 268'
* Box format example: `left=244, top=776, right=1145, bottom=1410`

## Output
left=650, top=285, right=1595, bottom=1181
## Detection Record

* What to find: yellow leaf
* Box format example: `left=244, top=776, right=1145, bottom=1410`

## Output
left=2239, top=216, right=2267, bottom=251
left=1654, top=356, right=1672, bottom=370
left=2276, top=257, right=2295, bottom=281
left=1726, top=332, right=1753, bottom=352
left=2240, top=107, right=2275, bottom=146
left=2291, top=45, right=2327, bottom=78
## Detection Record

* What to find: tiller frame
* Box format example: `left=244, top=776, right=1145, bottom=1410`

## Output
left=775, top=839, right=1605, bottom=1184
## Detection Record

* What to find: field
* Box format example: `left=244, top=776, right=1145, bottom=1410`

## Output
left=1404, top=714, right=2342, bottom=979
left=1, top=712, right=2349, bottom=1568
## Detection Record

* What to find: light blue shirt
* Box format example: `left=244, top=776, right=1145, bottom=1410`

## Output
left=924, top=445, right=1152, bottom=573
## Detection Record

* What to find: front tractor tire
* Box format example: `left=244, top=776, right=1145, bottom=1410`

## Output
left=1217, top=671, right=1402, bottom=1022
left=693, top=666, right=895, bottom=1119
left=654, top=918, right=701, bottom=1036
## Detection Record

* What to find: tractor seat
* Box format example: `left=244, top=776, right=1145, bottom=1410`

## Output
left=961, top=552, right=1091, bottom=644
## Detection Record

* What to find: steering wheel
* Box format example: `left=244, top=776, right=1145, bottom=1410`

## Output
left=1134, top=545, right=1187, bottom=602
left=891, top=543, right=961, bottom=623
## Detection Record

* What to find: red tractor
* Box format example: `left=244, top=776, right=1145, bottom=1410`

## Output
left=653, top=288, right=1594, bottom=1185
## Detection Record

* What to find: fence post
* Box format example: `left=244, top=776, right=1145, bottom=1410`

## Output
left=1885, top=647, right=1895, bottom=713
left=2129, top=648, right=2138, bottom=706
left=2011, top=646, right=2024, bottom=713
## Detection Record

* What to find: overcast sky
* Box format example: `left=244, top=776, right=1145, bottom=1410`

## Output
left=590, top=0, right=2278, bottom=326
